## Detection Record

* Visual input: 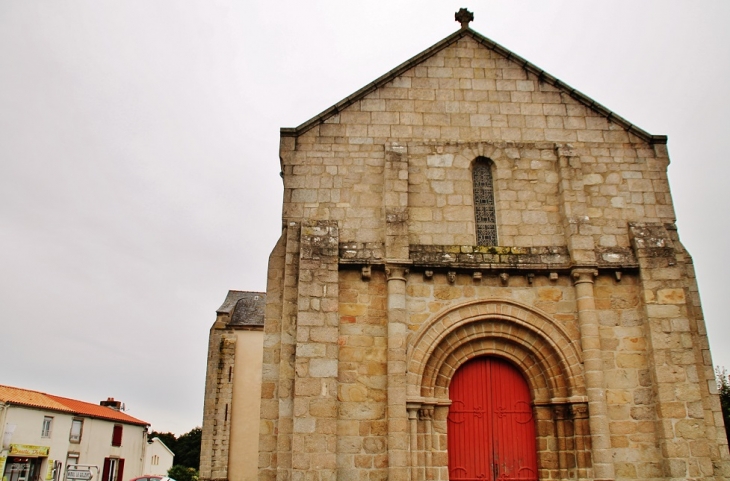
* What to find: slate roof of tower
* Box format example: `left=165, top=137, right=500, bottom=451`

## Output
left=217, top=290, right=266, bottom=327
left=281, top=27, right=666, bottom=145
left=0, top=384, right=148, bottom=426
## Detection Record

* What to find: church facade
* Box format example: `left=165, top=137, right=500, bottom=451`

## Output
left=200, top=11, right=730, bottom=481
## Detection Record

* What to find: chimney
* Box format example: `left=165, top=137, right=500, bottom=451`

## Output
left=100, top=397, right=122, bottom=411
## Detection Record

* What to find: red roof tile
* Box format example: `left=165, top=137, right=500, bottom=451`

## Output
left=0, top=385, right=74, bottom=413
left=0, top=385, right=148, bottom=426
left=47, top=395, right=148, bottom=426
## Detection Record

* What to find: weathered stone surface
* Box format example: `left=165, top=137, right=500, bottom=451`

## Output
left=202, top=18, right=728, bottom=481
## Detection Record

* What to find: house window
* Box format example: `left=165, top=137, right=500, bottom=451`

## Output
left=472, top=157, right=497, bottom=245
left=66, top=453, right=80, bottom=469
left=69, top=419, right=83, bottom=443
left=151, top=455, right=159, bottom=466
left=41, top=416, right=53, bottom=437
left=111, top=424, right=123, bottom=447
left=101, top=458, right=124, bottom=481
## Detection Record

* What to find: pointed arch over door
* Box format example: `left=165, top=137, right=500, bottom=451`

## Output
left=448, top=357, right=537, bottom=481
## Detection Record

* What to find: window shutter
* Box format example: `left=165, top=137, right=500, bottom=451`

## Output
left=115, top=459, right=125, bottom=481
left=102, top=458, right=111, bottom=481
left=112, top=425, right=123, bottom=446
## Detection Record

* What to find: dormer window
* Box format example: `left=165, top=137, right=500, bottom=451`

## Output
left=473, top=157, right=497, bottom=245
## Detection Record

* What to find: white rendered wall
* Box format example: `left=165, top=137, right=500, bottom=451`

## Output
left=142, top=438, right=173, bottom=476
left=2, top=406, right=146, bottom=481
left=228, top=330, right=263, bottom=481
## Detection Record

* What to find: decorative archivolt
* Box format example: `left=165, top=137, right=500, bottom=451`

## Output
left=406, top=299, right=585, bottom=403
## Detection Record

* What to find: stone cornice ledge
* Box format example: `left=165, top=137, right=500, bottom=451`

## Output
left=338, top=243, right=639, bottom=270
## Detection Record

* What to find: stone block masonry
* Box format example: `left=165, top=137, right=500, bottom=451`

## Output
left=201, top=15, right=730, bottom=481
left=259, top=25, right=730, bottom=481
left=291, top=221, right=340, bottom=481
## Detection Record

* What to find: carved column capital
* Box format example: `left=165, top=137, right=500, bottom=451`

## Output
left=419, top=407, right=434, bottom=421
left=571, top=268, right=598, bottom=285
left=553, top=404, right=570, bottom=420
left=571, top=403, right=589, bottom=419
left=385, top=265, right=409, bottom=282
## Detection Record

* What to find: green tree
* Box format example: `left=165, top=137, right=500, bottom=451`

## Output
left=149, top=431, right=177, bottom=453
left=148, top=427, right=201, bottom=469
left=174, top=427, right=202, bottom=470
left=717, top=367, right=730, bottom=444
left=167, top=465, right=197, bottom=481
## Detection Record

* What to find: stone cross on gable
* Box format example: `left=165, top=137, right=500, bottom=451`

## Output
left=455, top=8, right=474, bottom=29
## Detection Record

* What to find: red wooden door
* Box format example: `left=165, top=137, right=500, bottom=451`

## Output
left=448, top=357, right=538, bottom=480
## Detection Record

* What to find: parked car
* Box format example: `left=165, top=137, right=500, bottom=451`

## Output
left=129, top=477, right=176, bottom=481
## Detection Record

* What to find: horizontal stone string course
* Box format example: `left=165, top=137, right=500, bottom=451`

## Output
left=339, top=241, right=385, bottom=261
left=411, top=244, right=570, bottom=266
left=339, top=242, right=638, bottom=268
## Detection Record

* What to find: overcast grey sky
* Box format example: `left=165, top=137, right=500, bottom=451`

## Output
left=1, top=1, right=729, bottom=434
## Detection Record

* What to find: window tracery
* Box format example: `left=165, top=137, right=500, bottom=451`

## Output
left=473, top=157, right=497, bottom=245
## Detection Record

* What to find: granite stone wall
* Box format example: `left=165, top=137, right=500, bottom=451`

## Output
left=246, top=28, right=730, bottom=481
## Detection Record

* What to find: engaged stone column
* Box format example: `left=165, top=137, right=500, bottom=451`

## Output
left=387, top=265, right=410, bottom=481
left=421, top=407, right=434, bottom=479
left=572, top=268, right=614, bottom=481
left=408, top=406, right=419, bottom=481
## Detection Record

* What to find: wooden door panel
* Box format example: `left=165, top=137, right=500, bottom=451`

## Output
left=448, top=358, right=493, bottom=479
left=491, top=360, right=537, bottom=480
left=448, top=357, right=538, bottom=481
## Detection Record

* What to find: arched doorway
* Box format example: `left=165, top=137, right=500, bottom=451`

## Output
left=447, top=357, right=538, bottom=481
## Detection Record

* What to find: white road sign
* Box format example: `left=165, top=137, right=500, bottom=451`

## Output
left=67, top=469, right=93, bottom=480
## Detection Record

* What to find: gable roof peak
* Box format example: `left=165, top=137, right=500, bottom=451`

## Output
left=281, top=19, right=666, bottom=145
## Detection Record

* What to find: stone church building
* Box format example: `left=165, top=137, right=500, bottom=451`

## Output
left=200, top=10, right=730, bottom=481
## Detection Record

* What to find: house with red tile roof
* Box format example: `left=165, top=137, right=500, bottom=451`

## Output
left=1, top=385, right=149, bottom=481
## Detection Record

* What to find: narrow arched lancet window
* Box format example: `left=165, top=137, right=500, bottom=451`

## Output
left=473, top=157, right=497, bottom=245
